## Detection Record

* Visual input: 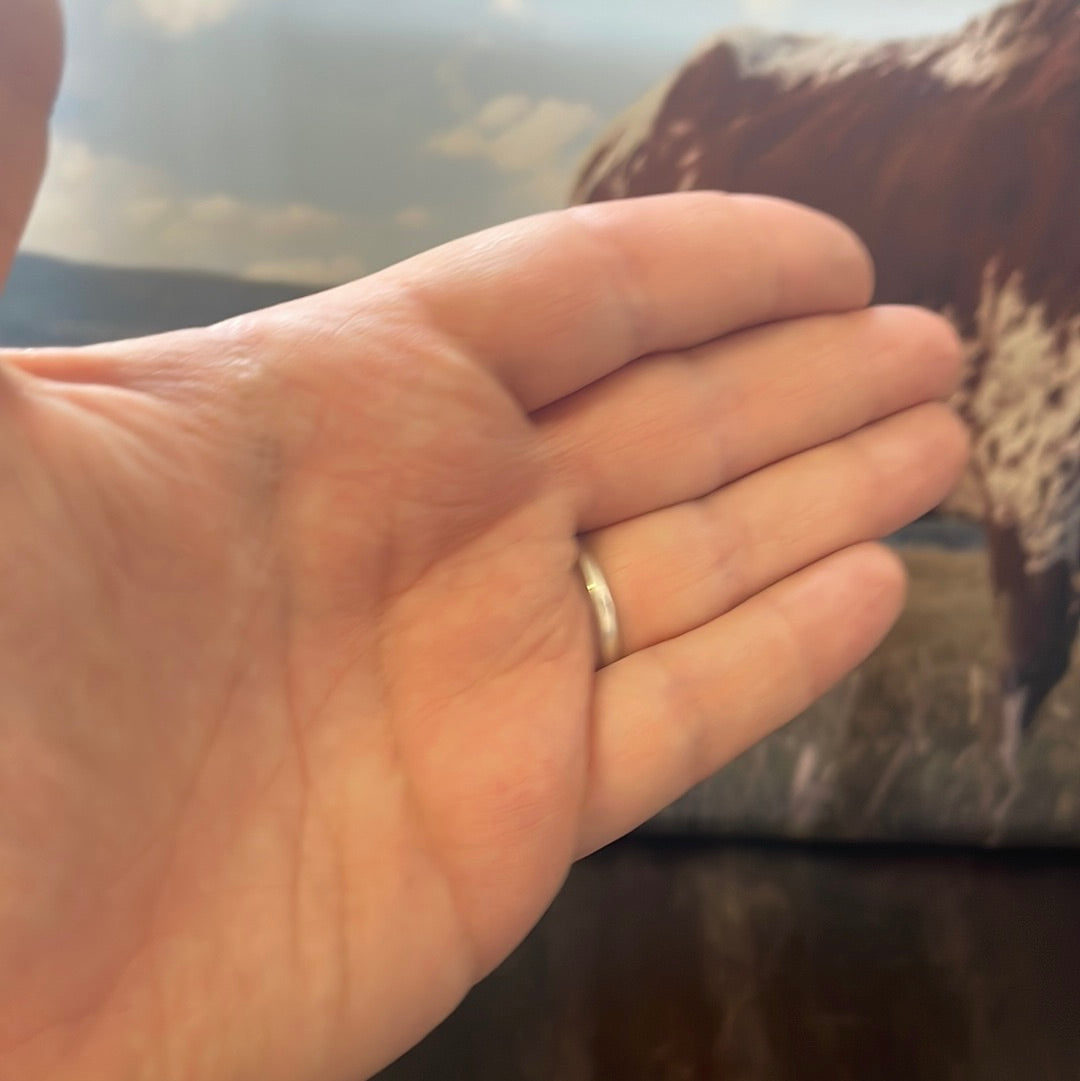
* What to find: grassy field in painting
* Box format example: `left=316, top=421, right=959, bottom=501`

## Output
left=651, top=545, right=1080, bottom=846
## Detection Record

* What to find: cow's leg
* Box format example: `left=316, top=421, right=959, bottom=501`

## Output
left=985, top=523, right=1077, bottom=772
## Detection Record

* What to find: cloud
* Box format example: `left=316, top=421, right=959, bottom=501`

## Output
left=427, top=94, right=599, bottom=213
left=490, top=0, right=528, bottom=18
left=737, top=0, right=795, bottom=26
left=23, top=138, right=367, bottom=285
left=394, top=206, right=433, bottom=230
left=109, top=0, right=249, bottom=37
left=428, top=94, right=599, bottom=174
left=244, top=256, right=368, bottom=286
left=433, top=57, right=474, bottom=116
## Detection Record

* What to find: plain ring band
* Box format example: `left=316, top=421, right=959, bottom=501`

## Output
left=576, top=547, right=622, bottom=668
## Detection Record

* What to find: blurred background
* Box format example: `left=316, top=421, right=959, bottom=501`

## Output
left=6, top=0, right=993, bottom=323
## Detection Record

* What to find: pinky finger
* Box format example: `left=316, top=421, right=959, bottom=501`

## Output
left=577, top=542, right=906, bottom=856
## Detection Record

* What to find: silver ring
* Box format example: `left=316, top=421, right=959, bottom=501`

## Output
left=576, top=547, right=622, bottom=668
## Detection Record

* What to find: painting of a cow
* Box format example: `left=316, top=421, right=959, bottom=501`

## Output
left=573, top=0, right=1080, bottom=772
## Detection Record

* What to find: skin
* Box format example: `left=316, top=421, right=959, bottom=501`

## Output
left=0, top=2, right=969, bottom=1079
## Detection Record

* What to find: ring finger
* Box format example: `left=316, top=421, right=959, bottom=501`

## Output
left=581, top=400, right=968, bottom=657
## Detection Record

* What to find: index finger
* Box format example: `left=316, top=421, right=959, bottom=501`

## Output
left=372, top=191, right=874, bottom=411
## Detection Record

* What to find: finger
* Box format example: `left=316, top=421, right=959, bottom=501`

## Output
left=539, top=304, right=963, bottom=530
left=311, top=192, right=874, bottom=412
left=577, top=542, right=906, bottom=856
left=0, top=0, right=63, bottom=286
left=585, top=402, right=968, bottom=655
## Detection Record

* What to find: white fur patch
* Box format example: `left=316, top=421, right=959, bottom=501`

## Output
left=719, top=27, right=934, bottom=90
left=709, top=4, right=1054, bottom=92
left=948, top=268, right=1080, bottom=576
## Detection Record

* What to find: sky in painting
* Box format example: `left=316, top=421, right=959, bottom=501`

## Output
left=22, top=0, right=998, bottom=283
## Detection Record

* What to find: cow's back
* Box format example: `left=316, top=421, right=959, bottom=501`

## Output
left=572, top=0, right=1080, bottom=569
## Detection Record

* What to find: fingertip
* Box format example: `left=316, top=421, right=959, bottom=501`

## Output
left=866, top=538, right=908, bottom=596
left=877, top=304, right=966, bottom=396
left=788, top=541, right=908, bottom=696
left=871, top=401, right=972, bottom=519
left=924, top=398, right=973, bottom=479
left=570, top=191, right=877, bottom=315
left=931, top=317, right=966, bottom=397
left=855, top=540, right=909, bottom=641
left=726, top=193, right=876, bottom=311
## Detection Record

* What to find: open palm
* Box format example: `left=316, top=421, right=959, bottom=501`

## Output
left=0, top=10, right=966, bottom=1080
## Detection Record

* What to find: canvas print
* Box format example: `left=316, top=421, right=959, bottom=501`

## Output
left=0, top=0, right=1070, bottom=845
left=571, top=0, right=1080, bottom=845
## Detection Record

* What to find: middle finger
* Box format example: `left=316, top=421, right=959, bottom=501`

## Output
left=536, top=304, right=963, bottom=531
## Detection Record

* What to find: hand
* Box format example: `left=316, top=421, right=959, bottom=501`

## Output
left=0, top=5, right=967, bottom=1075
left=0, top=188, right=966, bottom=1081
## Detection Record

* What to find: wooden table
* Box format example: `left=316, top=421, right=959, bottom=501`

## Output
left=377, top=839, right=1080, bottom=1080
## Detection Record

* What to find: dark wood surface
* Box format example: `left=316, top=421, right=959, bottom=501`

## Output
left=377, top=840, right=1080, bottom=1080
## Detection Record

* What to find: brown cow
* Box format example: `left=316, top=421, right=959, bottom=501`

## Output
left=572, top=0, right=1080, bottom=763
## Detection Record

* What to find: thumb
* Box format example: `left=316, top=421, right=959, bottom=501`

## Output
left=0, top=0, right=63, bottom=287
